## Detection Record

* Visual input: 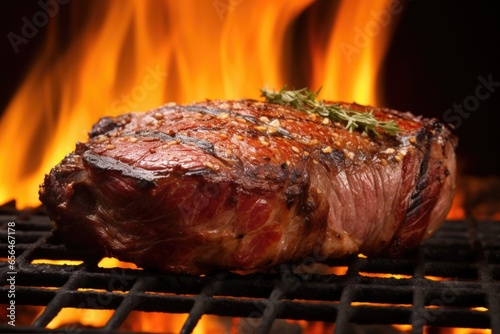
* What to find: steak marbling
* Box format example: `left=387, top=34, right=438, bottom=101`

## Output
left=39, top=99, right=457, bottom=274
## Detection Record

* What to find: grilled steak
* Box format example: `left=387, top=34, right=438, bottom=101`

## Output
left=39, top=99, right=457, bottom=274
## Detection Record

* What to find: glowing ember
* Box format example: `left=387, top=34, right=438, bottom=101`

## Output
left=359, top=272, right=412, bottom=279
left=423, top=328, right=492, bottom=334
left=31, top=259, right=83, bottom=266
left=46, top=308, right=113, bottom=330
left=97, top=257, right=139, bottom=270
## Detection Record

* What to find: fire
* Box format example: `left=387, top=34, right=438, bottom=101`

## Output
left=311, top=0, right=402, bottom=105
left=46, top=308, right=112, bottom=330
left=0, top=0, right=473, bottom=333
left=97, top=257, right=139, bottom=270
left=447, top=189, right=465, bottom=220
left=0, top=0, right=317, bottom=208
left=0, top=0, right=407, bottom=209
left=43, top=258, right=133, bottom=330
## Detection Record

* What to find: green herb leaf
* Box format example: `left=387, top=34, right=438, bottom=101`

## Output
left=260, top=86, right=401, bottom=136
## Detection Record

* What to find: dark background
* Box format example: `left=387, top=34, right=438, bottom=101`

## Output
left=383, top=0, right=500, bottom=176
left=1, top=0, right=499, bottom=176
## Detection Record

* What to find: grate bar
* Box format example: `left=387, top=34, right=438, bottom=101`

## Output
left=180, top=273, right=226, bottom=334
left=410, top=248, right=426, bottom=334
left=333, top=258, right=364, bottom=334
left=104, top=276, right=150, bottom=330
left=333, top=286, right=354, bottom=334
left=256, top=284, right=285, bottom=334
left=467, top=217, right=499, bottom=332
left=0, top=233, right=49, bottom=278
left=422, top=308, right=490, bottom=328
left=31, top=264, right=90, bottom=327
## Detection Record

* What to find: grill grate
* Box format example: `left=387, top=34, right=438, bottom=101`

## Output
left=1, top=208, right=500, bottom=333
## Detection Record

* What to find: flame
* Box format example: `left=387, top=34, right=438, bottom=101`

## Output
left=46, top=308, right=113, bottom=330
left=359, top=272, right=412, bottom=279
left=311, top=0, right=401, bottom=105
left=43, top=258, right=134, bottom=329
left=97, top=257, right=139, bottom=269
left=0, top=0, right=316, bottom=208
left=447, top=187, right=465, bottom=220
left=424, top=328, right=492, bottom=334
left=31, top=259, right=83, bottom=266
left=0, top=0, right=406, bottom=209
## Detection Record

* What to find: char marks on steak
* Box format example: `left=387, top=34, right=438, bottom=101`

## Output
left=39, top=100, right=457, bottom=274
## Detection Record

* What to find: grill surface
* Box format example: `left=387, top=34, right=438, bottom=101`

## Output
left=1, top=206, right=499, bottom=333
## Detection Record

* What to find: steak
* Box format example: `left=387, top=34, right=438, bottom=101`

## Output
left=39, top=99, right=457, bottom=274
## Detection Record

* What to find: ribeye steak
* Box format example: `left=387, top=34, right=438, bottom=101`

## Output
left=39, top=99, right=457, bottom=274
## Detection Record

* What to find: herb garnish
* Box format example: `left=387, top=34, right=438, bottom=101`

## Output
left=260, top=86, right=401, bottom=136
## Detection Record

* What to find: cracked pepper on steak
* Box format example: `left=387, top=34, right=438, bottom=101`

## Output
left=39, top=99, right=457, bottom=274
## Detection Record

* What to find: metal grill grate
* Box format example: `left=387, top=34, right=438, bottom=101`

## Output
left=1, top=207, right=499, bottom=333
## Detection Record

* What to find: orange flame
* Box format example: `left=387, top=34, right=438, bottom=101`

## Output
left=446, top=189, right=465, bottom=220
left=0, top=0, right=407, bottom=209
left=311, top=0, right=403, bottom=104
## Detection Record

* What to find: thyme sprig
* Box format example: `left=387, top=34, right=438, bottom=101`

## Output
left=260, top=86, right=401, bottom=136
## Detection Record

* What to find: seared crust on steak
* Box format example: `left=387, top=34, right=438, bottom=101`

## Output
left=39, top=100, right=457, bottom=274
